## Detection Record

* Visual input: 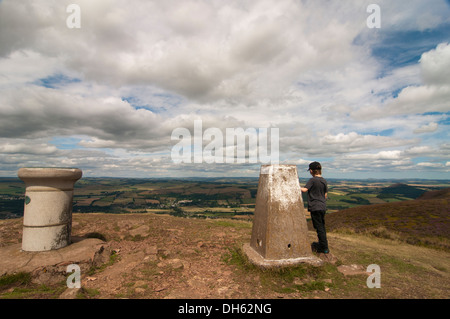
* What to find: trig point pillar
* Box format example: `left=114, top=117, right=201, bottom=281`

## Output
left=18, top=168, right=82, bottom=252
left=243, top=165, right=322, bottom=267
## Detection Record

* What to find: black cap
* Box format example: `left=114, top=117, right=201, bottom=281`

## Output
left=307, top=161, right=322, bottom=171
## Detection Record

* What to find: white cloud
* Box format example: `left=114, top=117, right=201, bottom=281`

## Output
left=352, top=42, right=450, bottom=120
left=0, top=0, right=449, bottom=178
left=0, top=0, right=367, bottom=104
left=420, top=42, right=450, bottom=85
left=0, top=50, right=61, bottom=88
left=404, top=146, right=435, bottom=155
left=413, top=122, right=439, bottom=134
left=417, top=162, right=445, bottom=168
left=320, top=132, right=415, bottom=154
left=0, top=85, right=167, bottom=147
left=343, top=150, right=403, bottom=161
left=0, top=140, right=58, bottom=155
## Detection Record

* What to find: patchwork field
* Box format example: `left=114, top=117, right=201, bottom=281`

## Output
left=0, top=177, right=448, bottom=221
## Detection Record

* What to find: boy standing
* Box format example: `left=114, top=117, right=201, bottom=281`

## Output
left=300, top=161, right=329, bottom=254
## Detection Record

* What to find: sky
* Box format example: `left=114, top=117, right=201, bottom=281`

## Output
left=0, top=0, right=449, bottom=180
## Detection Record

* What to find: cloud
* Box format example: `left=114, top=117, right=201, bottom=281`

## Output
left=328, top=142, right=450, bottom=174
left=320, top=132, right=415, bottom=154
left=0, top=50, right=61, bottom=88
left=420, top=42, right=450, bottom=85
left=0, top=0, right=365, bottom=104
left=375, top=0, right=450, bottom=31
left=340, top=145, right=444, bottom=164
left=352, top=42, right=450, bottom=120
left=0, top=0, right=449, bottom=178
left=417, top=162, right=447, bottom=169
left=0, top=85, right=167, bottom=148
left=413, top=122, right=439, bottom=134
left=0, top=141, right=58, bottom=155
left=404, top=146, right=436, bottom=155
left=343, top=150, right=403, bottom=161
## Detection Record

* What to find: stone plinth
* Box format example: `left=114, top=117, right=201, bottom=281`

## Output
left=18, top=168, right=82, bottom=252
left=244, top=165, right=322, bottom=268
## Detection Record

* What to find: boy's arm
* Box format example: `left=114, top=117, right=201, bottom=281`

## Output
left=302, top=178, right=313, bottom=193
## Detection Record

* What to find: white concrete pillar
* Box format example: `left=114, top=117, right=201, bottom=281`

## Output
left=243, top=165, right=322, bottom=267
left=18, top=168, right=82, bottom=251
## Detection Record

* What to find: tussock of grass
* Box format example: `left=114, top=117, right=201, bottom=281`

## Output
left=75, top=287, right=100, bottom=299
left=214, top=220, right=252, bottom=229
left=0, top=272, right=67, bottom=299
left=0, top=272, right=32, bottom=287
left=222, top=245, right=343, bottom=295
left=87, top=250, right=120, bottom=276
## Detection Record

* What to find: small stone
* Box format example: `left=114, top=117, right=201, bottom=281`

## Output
left=135, top=288, right=146, bottom=294
left=144, top=255, right=158, bottom=262
left=59, top=288, right=81, bottom=299
left=129, top=225, right=150, bottom=237
left=169, top=259, right=184, bottom=269
left=154, top=285, right=167, bottom=292
left=197, top=241, right=205, bottom=248
left=157, top=258, right=184, bottom=269
left=135, top=280, right=147, bottom=287
left=337, top=264, right=368, bottom=276
left=144, top=245, right=158, bottom=255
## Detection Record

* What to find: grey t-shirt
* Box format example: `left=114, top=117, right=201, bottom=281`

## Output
left=305, top=177, right=328, bottom=212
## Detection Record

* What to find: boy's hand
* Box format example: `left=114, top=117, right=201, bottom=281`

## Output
left=301, top=187, right=308, bottom=193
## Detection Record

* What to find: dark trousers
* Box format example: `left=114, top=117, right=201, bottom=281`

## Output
left=310, top=210, right=328, bottom=251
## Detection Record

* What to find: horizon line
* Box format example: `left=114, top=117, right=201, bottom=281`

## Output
left=1, top=175, right=449, bottom=182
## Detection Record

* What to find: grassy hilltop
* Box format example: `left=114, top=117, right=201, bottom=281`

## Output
left=0, top=178, right=448, bottom=299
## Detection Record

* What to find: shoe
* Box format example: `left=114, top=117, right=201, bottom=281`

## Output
left=311, top=242, right=329, bottom=254
left=311, top=242, right=320, bottom=252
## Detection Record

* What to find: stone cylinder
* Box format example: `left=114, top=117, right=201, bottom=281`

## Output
left=18, top=168, right=82, bottom=252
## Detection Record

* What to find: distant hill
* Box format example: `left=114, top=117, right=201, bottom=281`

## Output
left=377, top=183, right=427, bottom=200
left=324, top=188, right=450, bottom=250
left=417, top=188, right=450, bottom=200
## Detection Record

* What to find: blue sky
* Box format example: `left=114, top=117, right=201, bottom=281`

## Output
left=370, top=24, right=450, bottom=69
left=0, top=0, right=449, bottom=179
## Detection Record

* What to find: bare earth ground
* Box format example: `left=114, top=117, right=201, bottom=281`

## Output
left=0, top=213, right=449, bottom=299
